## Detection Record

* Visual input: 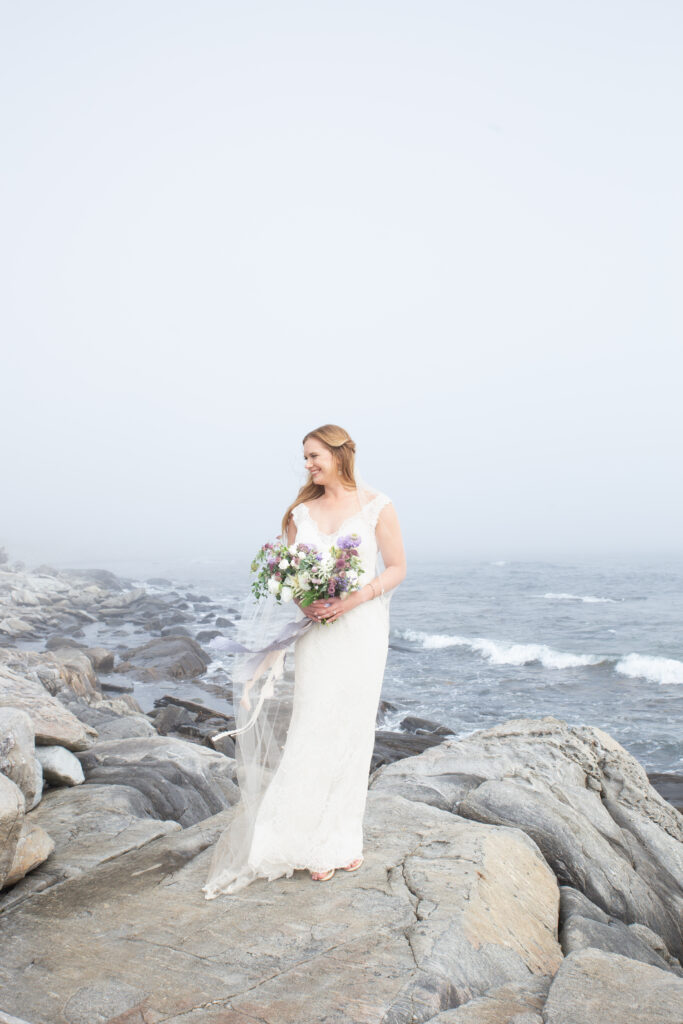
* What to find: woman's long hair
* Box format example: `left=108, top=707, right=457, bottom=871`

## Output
left=281, top=424, right=357, bottom=536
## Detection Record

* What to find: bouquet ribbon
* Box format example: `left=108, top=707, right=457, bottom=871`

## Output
left=208, top=617, right=314, bottom=740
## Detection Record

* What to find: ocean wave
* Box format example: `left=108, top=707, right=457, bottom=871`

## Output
left=544, top=592, right=617, bottom=603
left=615, top=653, right=683, bottom=686
left=395, top=629, right=605, bottom=669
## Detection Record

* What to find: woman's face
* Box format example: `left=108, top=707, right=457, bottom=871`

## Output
left=303, top=437, right=336, bottom=485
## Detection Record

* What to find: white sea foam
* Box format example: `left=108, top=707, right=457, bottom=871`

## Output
left=544, top=592, right=617, bottom=603
left=396, top=629, right=605, bottom=669
left=615, top=653, right=683, bottom=686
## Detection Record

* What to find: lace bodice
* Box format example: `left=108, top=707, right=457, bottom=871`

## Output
left=291, top=491, right=392, bottom=580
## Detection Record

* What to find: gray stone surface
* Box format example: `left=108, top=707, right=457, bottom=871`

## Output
left=0, top=772, right=24, bottom=887
left=371, top=716, right=683, bottom=962
left=429, top=976, right=549, bottom=1022
left=0, top=708, right=37, bottom=807
left=0, top=782, right=180, bottom=911
left=75, top=735, right=239, bottom=826
left=0, top=792, right=562, bottom=1024
left=34, top=745, right=85, bottom=787
left=0, top=664, right=97, bottom=751
left=542, top=947, right=683, bottom=1024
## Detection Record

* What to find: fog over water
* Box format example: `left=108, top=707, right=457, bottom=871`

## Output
left=2, top=2, right=682, bottom=569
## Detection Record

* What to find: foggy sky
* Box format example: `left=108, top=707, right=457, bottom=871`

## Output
left=2, top=1, right=682, bottom=570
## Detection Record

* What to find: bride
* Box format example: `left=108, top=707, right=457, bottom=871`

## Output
left=202, top=423, right=406, bottom=897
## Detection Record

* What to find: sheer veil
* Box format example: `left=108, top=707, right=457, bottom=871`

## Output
left=201, top=468, right=392, bottom=899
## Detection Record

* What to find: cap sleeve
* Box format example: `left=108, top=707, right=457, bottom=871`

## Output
left=365, top=492, right=392, bottom=529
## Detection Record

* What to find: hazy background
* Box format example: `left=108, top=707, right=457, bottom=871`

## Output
left=2, top=0, right=681, bottom=569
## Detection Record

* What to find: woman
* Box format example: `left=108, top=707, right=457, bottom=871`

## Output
left=202, top=423, right=406, bottom=897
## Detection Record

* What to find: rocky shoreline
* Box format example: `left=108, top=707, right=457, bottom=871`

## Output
left=1, top=548, right=682, bottom=1024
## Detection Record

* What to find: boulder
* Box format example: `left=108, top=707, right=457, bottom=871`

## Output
left=0, top=707, right=38, bottom=806
left=118, top=636, right=210, bottom=681
left=76, top=735, right=239, bottom=826
left=0, top=773, right=24, bottom=887
left=84, top=646, right=116, bottom=672
left=3, top=817, right=55, bottom=887
left=0, top=783, right=181, bottom=911
left=371, top=717, right=683, bottom=962
left=35, top=745, right=85, bottom=787
left=0, top=792, right=562, bottom=1023
left=0, top=665, right=97, bottom=751
left=543, top=947, right=683, bottom=1023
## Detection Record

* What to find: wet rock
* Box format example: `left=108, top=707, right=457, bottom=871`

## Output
left=195, top=629, right=222, bottom=642
left=543, top=947, right=683, bottom=1024
left=371, top=729, right=447, bottom=770
left=401, top=715, right=456, bottom=736
left=118, top=635, right=210, bottom=681
left=84, top=646, right=115, bottom=673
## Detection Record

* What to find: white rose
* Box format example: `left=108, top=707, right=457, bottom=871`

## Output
left=288, top=544, right=297, bottom=555
left=280, top=586, right=294, bottom=603
left=268, top=578, right=281, bottom=595
left=278, top=558, right=290, bottom=570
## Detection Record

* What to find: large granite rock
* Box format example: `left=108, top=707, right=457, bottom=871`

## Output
left=542, top=946, right=683, bottom=1023
left=0, top=708, right=38, bottom=807
left=3, top=817, right=54, bottom=888
left=34, top=746, right=84, bottom=787
left=0, top=792, right=562, bottom=1024
left=0, top=773, right=24, bottom=887
left=371, top=716, right=683, bottom=964
left=75, top=735, right=239, bottom=826
left=118, top=635, right=210, bottom=681
left=0, top=783, right=181, bottom=911
left=0, top=665, right=97, bottom=751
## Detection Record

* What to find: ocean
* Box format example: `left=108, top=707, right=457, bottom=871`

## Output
left=113, top=553, right=683, bottom=777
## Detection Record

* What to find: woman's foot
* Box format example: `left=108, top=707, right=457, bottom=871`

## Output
left=310, top=868, right=335, bottom=881
left=341, top=856, right=364, bottom=872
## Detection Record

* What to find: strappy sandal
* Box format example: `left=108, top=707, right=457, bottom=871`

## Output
left=341, top=856, right=364, bottom=872
left=310, top=868, right=335, bottom=881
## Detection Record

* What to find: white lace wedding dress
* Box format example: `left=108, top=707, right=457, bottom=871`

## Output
left=202, top=490, right=392, bottom=896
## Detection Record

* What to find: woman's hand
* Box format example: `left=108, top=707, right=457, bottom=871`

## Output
left=294, top=597, right=320, bottom=621
left=308, top=595, right=352, bottom=623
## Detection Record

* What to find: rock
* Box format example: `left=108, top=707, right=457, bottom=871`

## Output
left=0, top=783, right=181, bottom=911
left=195, top=629, right=222, bottom=642
left=401, top=715, right=456, bottom=736
left=428, top=976, right=549, bottom=1022
left=0, top=773, right=24, bottom=887
left=543, top=947, right=683, bottom=1023
left=84, top=646, right=115, bottom=672
left=76, top=735, right=239, bottom=826
left=0, top=616, right=36, bottom=638
left=0, top=1008, right=36, bottom=1023
left=372, top=729, right=448, bottom=770
left=154, top=705, right=196, bottom=735
left=146, top=577, right=173, bottom=586
left=371, top=717, right=683, bottom=962
left=45, top=647, right=100, bottom=697
left=35, top=745, right=85, bottom=787
left=119, top=635, right=210, bottom=681
left=3, top=817, right=55, bottom=887
left=0, top=707, right=38, bottom=807
left=0, top=665, right=97, bottom=751
left=45, top=635, right=86, bottom=650
left=0, top=793, right=562, bottom=1023
left=215, top=616, right=232, bottom=627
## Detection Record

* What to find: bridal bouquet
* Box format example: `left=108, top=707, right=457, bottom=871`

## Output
left=250, top=534, right=364, bottom=619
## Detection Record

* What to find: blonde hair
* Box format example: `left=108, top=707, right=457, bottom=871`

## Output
left=281, top=424, right=357, bottom=536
